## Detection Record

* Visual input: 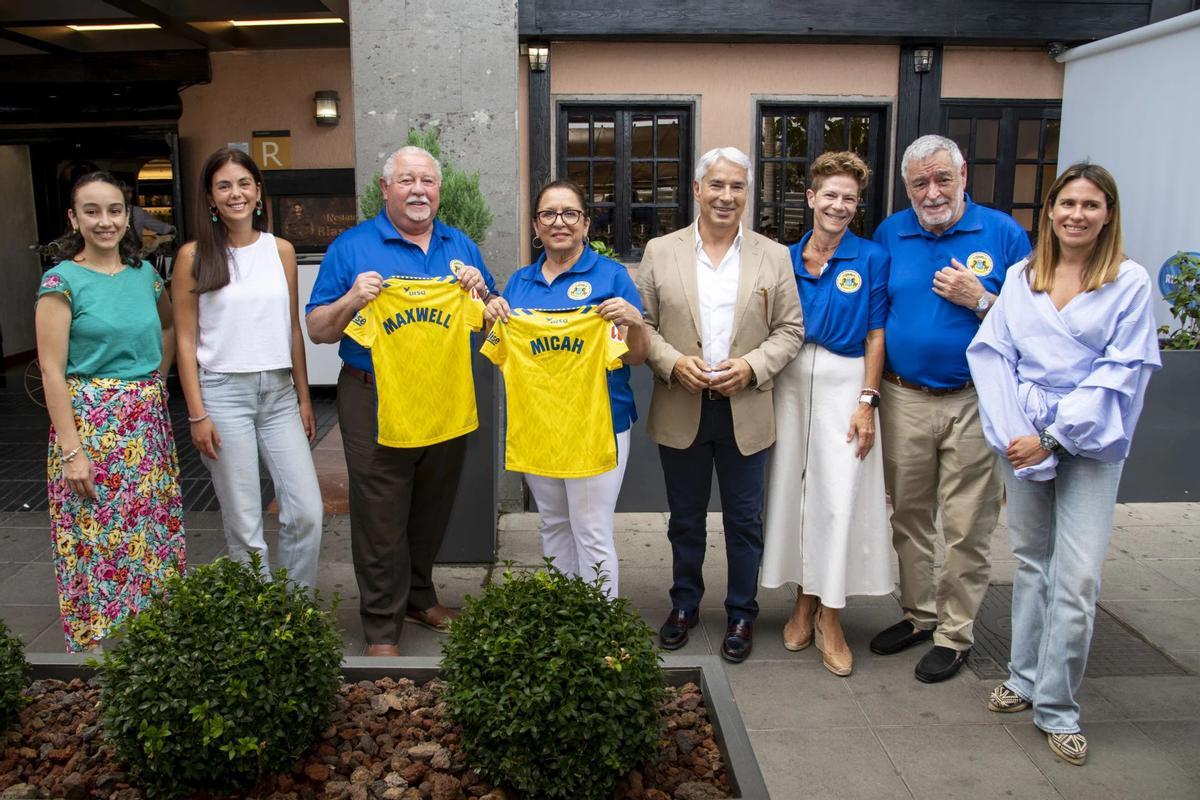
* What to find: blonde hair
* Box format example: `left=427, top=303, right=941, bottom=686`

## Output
left=1027, top=162, right=1123, bottom=293
left=809, top=151, right=870, bottom=193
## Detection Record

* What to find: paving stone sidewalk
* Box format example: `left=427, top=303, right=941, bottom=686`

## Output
left=2, top=505, right=1198, bottom=799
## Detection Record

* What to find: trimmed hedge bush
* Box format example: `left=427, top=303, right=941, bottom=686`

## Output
left=98, top=557, right=342, bottom=798
left=441, top=562, right=665, bottom=800
left=0, top=617, right=29, bottom=731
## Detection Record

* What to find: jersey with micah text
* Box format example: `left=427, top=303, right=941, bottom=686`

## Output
left=345, top=275, right=484, bottom=447
left=481, top=307, right=628, bottom=479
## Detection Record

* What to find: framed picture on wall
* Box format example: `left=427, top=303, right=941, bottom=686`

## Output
left=263, top=168, right=357, bottom=254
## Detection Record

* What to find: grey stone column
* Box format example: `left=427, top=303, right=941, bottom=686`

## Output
left=349, top=0, right=524, bottom=523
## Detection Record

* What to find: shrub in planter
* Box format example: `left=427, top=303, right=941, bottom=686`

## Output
left=441, top=562, right=665, bottom=800
left=0, top=617, right=30, bottom=731
left=1158, top=250, right=1200, bottom=350
left=99, top=557, right=342, bottom=798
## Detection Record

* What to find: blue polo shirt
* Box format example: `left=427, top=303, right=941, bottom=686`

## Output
left=306, top=213, right=496, bottom=373
left=789, top=229, right=889, bottom=358
left=872, top=200, right=1029, bottom=388
left=501, top=247, right=642, bottom=433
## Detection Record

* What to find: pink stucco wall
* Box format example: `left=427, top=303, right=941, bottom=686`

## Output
left=941, top=47, right=1064, bottom=99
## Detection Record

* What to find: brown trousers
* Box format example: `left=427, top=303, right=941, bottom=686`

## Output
left=337, top=368, right=467, bottom=644
left=880, top=381, right=1001, bottom=650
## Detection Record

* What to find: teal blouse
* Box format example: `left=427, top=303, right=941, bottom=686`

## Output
left=37, top=260, right=165, bottom=380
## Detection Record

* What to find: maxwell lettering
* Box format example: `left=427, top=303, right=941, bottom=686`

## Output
left=382, top=307, right=453, bottom=334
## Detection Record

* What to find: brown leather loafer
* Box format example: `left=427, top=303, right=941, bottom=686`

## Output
left=405, top=604, right=458, bottom=633
left=366, top=643, right=402, bottom=656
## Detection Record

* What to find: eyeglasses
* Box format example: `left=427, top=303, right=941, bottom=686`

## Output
left=536, top=209, right=583, bottom=226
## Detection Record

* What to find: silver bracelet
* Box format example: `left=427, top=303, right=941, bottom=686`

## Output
left=188, top=413, right=209, bottom=424
left=61, top=445, right=82, bottom=463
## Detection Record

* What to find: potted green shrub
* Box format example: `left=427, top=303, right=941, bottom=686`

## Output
left=1119, top=250, right=1200, bottom=501
left=440, top=562, right=664, bottom=800
left=98, top=557, right=343, bottom=798
left=0, top=618, right=30, bottom=732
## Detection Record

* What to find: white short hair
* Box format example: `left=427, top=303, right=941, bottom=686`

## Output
left=382, top=146, right=443, bottom=184
left=900, top=135, right=964, bottom=184
left=694, top=147, right=754, bottom=189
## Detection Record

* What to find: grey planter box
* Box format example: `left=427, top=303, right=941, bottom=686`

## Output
left=27, top=653, right=768, bottom=800
left=1118, top=349, right=1200, bottom=502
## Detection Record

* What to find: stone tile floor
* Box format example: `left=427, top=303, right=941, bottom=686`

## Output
left=3, top=505, right=1198, bottom=799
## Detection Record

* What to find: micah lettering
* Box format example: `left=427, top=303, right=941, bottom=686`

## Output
left=530, top=335, right=585, bottom=356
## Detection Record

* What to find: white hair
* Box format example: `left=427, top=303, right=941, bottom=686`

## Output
left=382, top=145, right=443, bottom=184
left=694, top=146, right=754, bottom=189
left=900, top=135, right=964, bottom=184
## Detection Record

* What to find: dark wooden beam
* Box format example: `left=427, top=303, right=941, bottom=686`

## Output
left=528, top=58, right=551, bottom=217
left=892, top=44, right=944, bottom=214
left=100, top=0, right=238, bottom=50
left=0, top=49, right=210, bottom=84
left=0, top=26, right=72, bottom=55
left=521, top=0, right=1152, bottom=44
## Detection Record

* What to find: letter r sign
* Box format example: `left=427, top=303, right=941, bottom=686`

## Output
left=251, top=130, right=292, bottom=170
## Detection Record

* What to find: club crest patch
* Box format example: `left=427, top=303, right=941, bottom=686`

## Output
left=567, top=280, right=593, bottom=301
left=835, top=269, right=863, bottom=294
left=966, top=251, right=994, bottom=277
left=449, top=258, right=467, bottom=275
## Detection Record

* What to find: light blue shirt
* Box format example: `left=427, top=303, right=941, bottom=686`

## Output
left=966, top=259, right=1162, bottom=481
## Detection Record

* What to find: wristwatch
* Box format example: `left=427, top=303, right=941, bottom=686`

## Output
left=1038, top=430, right=1066, bottom=455
left=975, top=291, right=992, bottom=312
left=858, top=392, right=880, bottom=408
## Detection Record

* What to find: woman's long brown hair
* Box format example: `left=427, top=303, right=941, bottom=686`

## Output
left=1027, top=162, right=1123, bottom=293
left=193, top=147, right=269, bottom=293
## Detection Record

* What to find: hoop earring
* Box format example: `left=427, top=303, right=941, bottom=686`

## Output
left=255, top=200, right=263, bottom=217
left=532, top=236, right=544, bottom=249
left=209, top=206, right=219, bottom=223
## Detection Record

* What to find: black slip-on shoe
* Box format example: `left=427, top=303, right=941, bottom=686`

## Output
left=659, top=608, right=698, bottom=650
left=720, top=618, right=754, bottom=664
left=868, top=619, right=934, bottom=655
left=914, top=645, right=971, bottom=683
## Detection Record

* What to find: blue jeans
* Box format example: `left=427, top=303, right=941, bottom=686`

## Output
left=1001, top=456, right=1124, bottom=734
left=199, top=368, right=323, bottom=587
left=659, top=397, right=770, bottom=622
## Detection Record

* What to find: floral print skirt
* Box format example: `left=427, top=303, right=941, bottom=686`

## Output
left=47, top=375, right=186, bottom=652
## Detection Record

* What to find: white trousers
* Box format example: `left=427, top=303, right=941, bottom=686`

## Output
left=200, top=368, right=323, bottom=588
left=525, top=429, right=630, bottom=596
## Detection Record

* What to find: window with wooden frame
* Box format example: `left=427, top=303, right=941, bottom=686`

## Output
left=557, top=104, right=693, bottom=260
left=755, top=104, right=889, bottom=244
left=942, top=101, right=1061, bottom=242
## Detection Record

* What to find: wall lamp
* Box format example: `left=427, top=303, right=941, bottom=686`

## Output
left=528, top=43, right=549, bottom=72
left=913, top=47, right=934, bottom=73
left=314, top=90, right=340, bottom=126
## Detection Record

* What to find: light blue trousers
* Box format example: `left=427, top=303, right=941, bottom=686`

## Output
left=1001, top=455, right=1123, bottom=734
left=199, top=368, right=323, bottom=588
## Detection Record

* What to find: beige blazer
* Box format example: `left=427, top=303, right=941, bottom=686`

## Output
left=636, top=225, right=804, bottom=455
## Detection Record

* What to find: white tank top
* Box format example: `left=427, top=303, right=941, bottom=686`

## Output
left=196, top=232, right=293, bottom=372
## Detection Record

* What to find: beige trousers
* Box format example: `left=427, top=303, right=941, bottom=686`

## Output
left=880, top=381, right=1001, bottom=650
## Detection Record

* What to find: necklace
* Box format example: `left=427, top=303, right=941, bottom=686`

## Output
left=75, top=257, right=124, bottom=277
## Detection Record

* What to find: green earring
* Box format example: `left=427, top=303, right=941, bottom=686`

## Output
left=255, top=201, right=263, bottom=217
left=209, top=206, right=218, bottom=223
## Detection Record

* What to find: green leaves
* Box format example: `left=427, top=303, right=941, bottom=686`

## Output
left=440, top=561, right=665, bottom=800
left=98, top=555, right=342, bottom=798
left=1160, top=251, right=1200, bottom=351
left=0, top=619, right=30, bottom=732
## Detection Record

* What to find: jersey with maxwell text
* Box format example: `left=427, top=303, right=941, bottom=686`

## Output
left=482, top=307, right=628, bottom=479
left=344, top=276, right=484, bottom=447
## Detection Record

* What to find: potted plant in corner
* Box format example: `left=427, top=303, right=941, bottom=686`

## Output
left=1119, top=250, right=1200, bottom=502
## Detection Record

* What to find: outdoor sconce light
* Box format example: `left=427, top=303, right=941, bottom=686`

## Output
left=913, top=48, right=933, bottom=74
left=314, top=90, right=340, bottom=126
left=528, top=44, right=549, bottom=72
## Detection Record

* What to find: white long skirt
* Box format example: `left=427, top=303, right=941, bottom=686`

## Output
left=761, top=343, right=895, bottom=607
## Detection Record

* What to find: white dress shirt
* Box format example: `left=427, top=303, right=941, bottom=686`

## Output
left=695, top=223, right=743, bottom=368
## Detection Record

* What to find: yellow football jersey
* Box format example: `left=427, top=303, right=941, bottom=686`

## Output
left=344, top=276, right=484, bottom=447
left=482, top=307, right=628, bottom=478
